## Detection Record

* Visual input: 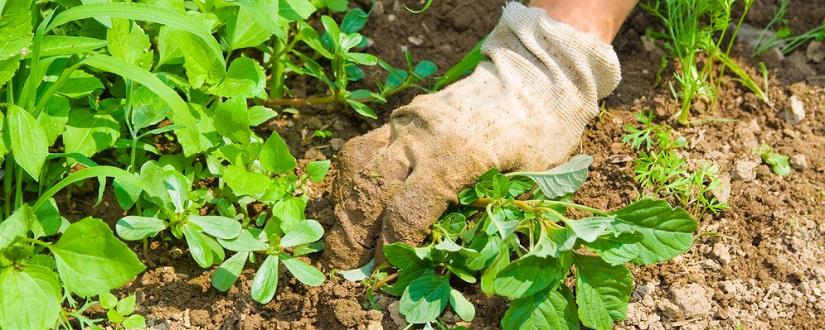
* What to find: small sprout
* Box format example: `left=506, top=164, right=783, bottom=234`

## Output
left=755, top=143, right=790, bottom=177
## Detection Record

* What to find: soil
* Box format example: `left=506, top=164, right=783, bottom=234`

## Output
left=59, top=0, right=825, bottom=329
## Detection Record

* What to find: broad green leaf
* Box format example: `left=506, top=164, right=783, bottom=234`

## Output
left=346, top=99, right=377, bottom=119
left=340, top=8, right=368, bottom=33
left=63, top=108, right=119, bottom=158
left=182, top=222, right=214, bottom=268
left=0, top=266, right=61, bottom=330
left=116, top=216, right=166, bottom=241
left=139, top=161, right=172, bottom=205
left=383, top=244, right=433, bottom=295
left=47, top=2, right=224, bottom=67
left=208, top=57, right=267, bottom=99
left=493, top=255, right=565, bottom=299
left=159, top=27, right=225, bottom=88
left=130, top=84, right=170, bottom=132
left=585, top=232, right=644, bottom=266
left=203, top=233, right=226, bottom=266
left=0, top=0, right=33, bottom=60
left=533, top=228, right=577, bottom=259
left=561, top=217, right=616, bottom=243
left=188, top=216, right=242, bottom=240
left=7, top=105, right=48, bottom=179
left=222, top=7, right=273, bottom=51
left=116, top=295, right=136, bottom=315
left=231, top=0, right=285, bottom=40
left=0, top=204, right=31, bottom=251
left=218, top=229, right=268, bottom=252
left=501, top=285, right=579, bottom=330
left=481, top=245, right=511, bottom=295
left=212, top=97, right=251, bottom=143
left=212, top=251, right=248, bottom=292
left=224, top=165, right=270, bottom=197
left=82, top=54, right=203, bottom=155
left=414, top=61, right=438, bottom=78
left=107, top=19, right=153, bottom=70
left=280, top=220, right=323, bottom=248
left=339, top=258, right=373, bottom=282
left=306, top=160, right=330, bottom=182
left=271, top=196, right=306, bottom=234
left=37, top=36, right=109, bottom=57
left=56, top=70, right=104, bottom=98
left=0, top=57, right=18, bottom=90
left=465, top=233, right=500, bottom=271
left=33, top=198, right=62, bottom=238
left=51, top=217, right=146, bottom=297
left=37, top=95, right=70, bottom=145
left=251, top=254, right=279, bottom=304
left=122, top=314, right=147, bottom=329
left=279, top=0, right=316, bottom=21
left=449, top=288, right=475, bottom=322
left=260, top=132, right=296, bottom=174
left=509, top=154, right=592, bottom=199
left=611, top=198, right=696, bottom=265
left=280, top=253, right=324, bottom=286
left=574, top=254, right=633, bottom=330
left=99, top=292, right=118, bottom=310
left=163, top=169, right=189, bottom=213
left=400, top=274, right=450, bottom=324
left=249, top=105, right=278, bottom=126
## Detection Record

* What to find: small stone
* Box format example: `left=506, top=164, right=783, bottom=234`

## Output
left=386, top=14, right=396, bottom=22
left=606, top=154, right=632, bottom=164
left=671, top=283, right=712, bottom=318
left=807, top=41, right=825, bottom=63
left=790, top=154, right=808, bottom=170
left=731, top=160, right=759, bottom=182
left=408, top=35, right=424, bottom=46
left=712, top=243, right=732, bottom=264
left=711, top=173, right=731, bottom=204
left=330, top=138, right=345, bottom=151
left=388, top=301, right=407, bottom=329
left=657, top=300, right=681, bottom=319
left=780, top=95, right=805, bottom=125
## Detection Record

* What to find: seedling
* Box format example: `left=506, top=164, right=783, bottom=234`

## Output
left=99, top=293, right=146, bottom=330
left=755, top=143, right=790, bottom=177
left=369, top=155, right=697, bottom=329
left=314, top=129, right=333, bottom=139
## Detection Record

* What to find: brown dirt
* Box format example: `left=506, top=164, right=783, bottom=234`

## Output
left=61, top=0, right=825, bottom=329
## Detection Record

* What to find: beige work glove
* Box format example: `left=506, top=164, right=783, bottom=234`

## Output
left=324, top=2, right=622, bottom=269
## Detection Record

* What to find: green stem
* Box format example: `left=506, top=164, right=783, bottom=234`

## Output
left=4, top=154, right=13, bottom=218
left=22, top=237, right=51, bottom=249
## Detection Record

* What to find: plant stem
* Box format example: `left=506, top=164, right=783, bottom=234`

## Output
left=471, top=198, right=610, bottom=217
left=370, top=272, right=399, bottom=291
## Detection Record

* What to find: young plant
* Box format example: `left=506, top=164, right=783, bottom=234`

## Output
left=372, top=155, right=697, bottom=329
left=755, top=143, right=790, bottom=177
left=623, top=111, right=729, bottom=218
left=753, top=0, right=825, bottom=57
left=99, top=293, right=147, bottom=330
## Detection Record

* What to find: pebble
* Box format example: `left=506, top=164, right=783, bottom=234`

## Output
left=780, top=95, right=805, bottom=125
left=712, top=243, right=732, bottom=264
left=671, top=283, right=712, bottom=318
left=408, top=35, right=424, bottom=46
left=790, top=154, right=808, bottom=170
left=731, top=160, right=759, bottom=181
left=711, top=173, right=732, bottom=203
left=807, top=41, right=825, bottom=63
left=330, top=138, right=345, bottom=151
left=387, top=14, right=396, bottom=22
left=606, top=154, right=632, bottom=163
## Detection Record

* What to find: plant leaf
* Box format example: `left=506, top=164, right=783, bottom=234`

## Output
left=212, top=251, right=248, bottom=292
left=208, top=57, right=267, bottom=99
left=509, top=154, right=592, bottom=199
left=63, top=108, right=118, bottom=158
left=279, top=253, right=325, bottom=286
left=271, top=196, right=306, bottom=233
left=280, top=220, right=323, bottom=248
left=574, top=254, right=633, bottom=330
left=260, top=132, right=296, bottom=174
left=182, top=222, right=214, bottom=268
left=501, top=285, right=579, bottom=330
left=0, top=204, right=31, bottom=251
left=122, top=314, right=147, bottom=329
left=339, top=259, right=373, bottom=282
left=116, top=216, right=166, bottom=241
left=306, top=160, right=330, bottom=182
left=222, top=7, right=273, bottom=51
left=224, top=164, right=270, bottom=198
left=611, top=198, right=696, bottom=265
left=400, top=274, right=451, bottom=324
left=251, top=254, right=279, bottom=304
left=493, top=254, right=565, bottom=299
left=0, top=265, right=62, bottom=330
left=188, top=216, right=242, bottom=240
left=37, top=36, right=108, bottom=57
left=218, top=229, right=268, bottom=252
left=51, top=217, right=146, bottom=297
left=7, top=105, right=48, bottom=180
left=449, top=288, right=476, bottom=322
left=212, top=96, right=252, bottom=143
left=107, top=19, right=153, bottom=70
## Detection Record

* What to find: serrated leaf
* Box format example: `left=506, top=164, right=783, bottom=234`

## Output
left=501, top=285, right=579, bottom=330
left=306, top=160, right=330, bottom=182
left=38, top=95, right=70, bottom=145
left=0, top=0, right=33, bottom=60
left=116, top=216, right=166, bottom=241
left=510, top=154, right=592, bottom=199
left=611, top=198, right=696, bottom=265
left=131, top=84, right=170, bottom=132
left=260, top=132, right=296, bottom=174
left=51, top=218, right=146, bottom=297
left=209, top=57, right=267, bottom=99
left=449, top=288, right=475, bottom=322
left=400, top=274, right=450, bottom=324
left=222, top=7, right=273, bottom=51
left=251, top=254, right=279, bottom=303
left=0, top=266, right=61, bottom=330
left=7, top=105, right=48, bottom=180
left=280, top=220, right=323, bottom=248
left=280, top=253, right=324, bottom=286
left=493, top=255, right=565, bottom=299
left=212, top=251, right=248, bottom=292
left=574, top=254, right=633, bottom=330
left=107, top=19, right=153, bottom=70
left=62, top=108, right=118, bottom=158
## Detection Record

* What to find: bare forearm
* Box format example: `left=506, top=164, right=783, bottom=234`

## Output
left=529, top=0, right=638, bottom=43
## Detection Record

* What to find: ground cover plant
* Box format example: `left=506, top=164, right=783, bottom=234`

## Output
left=363, top=155, right=697, bottom=329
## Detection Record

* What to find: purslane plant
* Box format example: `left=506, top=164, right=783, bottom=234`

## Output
left=367, top=155, right=698, bottom=329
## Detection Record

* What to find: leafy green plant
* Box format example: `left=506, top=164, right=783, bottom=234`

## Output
left=369, top=155, right=697, bottom=329
left=642, top=0, right=771, bottom=124
left=755, top=143, right=790, bottom=177
left=623, top=111, right=729, bottom=218
left=99, top=293, right=146, bottom=330
left=753, top=0, right=825, bottom=57
left=314, top=129, right=333, bottom=138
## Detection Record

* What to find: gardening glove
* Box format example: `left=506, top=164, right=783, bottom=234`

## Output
left=324, top=2, right=622, bottom=269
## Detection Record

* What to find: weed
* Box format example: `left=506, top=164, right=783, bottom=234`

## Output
left=314, top=129, right=333, bottom=138
left=99, top=293, right=146, bottom=330
left=755, top=143, right=790, bottom=177
left=364, top=155, right=697, bottom=329
left=623, top=111, right=729, bottom=218
left=754, top=0, right=825, bottom=57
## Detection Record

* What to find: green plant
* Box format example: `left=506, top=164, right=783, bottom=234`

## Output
left=623, top=111, right=729, bottom=218
left=641, top=0, right=771, bottom=124
left=314, top=129, right=333, bottom=138
left=99, top=293, right=146, bottom=330
left=753, top=0, right=825, bottom=57
left=755, top=143, right=790, bottom=177
left=368, top=155, right=697, bottom=329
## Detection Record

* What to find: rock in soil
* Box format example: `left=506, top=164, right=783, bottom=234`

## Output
left=780, top=95, right=806, bottom=125
left=731, top=160, right=759, bottom=181
left=807, top=41, right=825, bottom=63
left=790, top=154, right=808, bottom=170
left=671, top=283, right=712, bottom=319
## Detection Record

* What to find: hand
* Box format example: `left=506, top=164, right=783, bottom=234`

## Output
left=323, top=2, right=621, bottom=269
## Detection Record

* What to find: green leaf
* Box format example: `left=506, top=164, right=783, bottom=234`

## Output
left=574, top=254, right=633, bottom=330
left=306, top=160, right=330, bottom=182
left=585, top=232, right=643, bottom=266
left=0, top=0, right=33, bottom=60
left=339, top=258, right=373, bottom=282
left=99, top=292, right=118, bottom=310
left=32, top=198, right=61, bottom=238
left=493, top=255, right=565, bottom=299
left=224, top=165, right=270, bottom=198
left=217, top=229, right=268, bottom=252
left=249, top=105, right=278, bottom=126
left=51, top=217, right=146, bottom=297
left=0, top=204, right=31, bottom=251
left=279, top=0, right=316, bottom=21
left=222, top=7, right=273, bottom=51
left=561, top=217, right=617, bottom=243
left=116, top=294, right=136, bottom=315
left=116, top=216, right=166, bottom=241
left=340, top=8, right=368, bottom=33
left=159, top=27, right=225, bottom=88
left=481, top=245, right=511, bottom=295
left=280, top=220, right=323, bottom=247
left=509, top=154, right=592, bottom=199
left=107, top=19, right=153, bottom=70
left=107, top=309, right=124, bottom=323
left=7, top=105, right=48, bottom=180
left=231, top=0, right=285, bottom=40
left=122, top=314, right=147, bottom=329
left=0, top=57, right=18, bottom=90
left=414, top=61, right=437, bottom=78
left=346, top=100, right=377, bottom=119
left=48, top=2, right=225, bottom=67
left=212, top=97, right=252, bottom=143
left=209, top=57, right=267, bottom=99
left=501, top=285, right=579, bottom=330
left=38, top=36, right=109, bottom=57
left=280, top=253, right=325, bottom=286
left=251, top=254, right=279, bottom=304
left=163, top=169, right=189, bottom=213
left=56, top=70, right=104, bottom=98
left=271, top=196, right=306, bottom=234
left=188, top=216, right=242, bottom=240
left=611, top=198, right=696, bottom=265
left=130, top=84, right=170, bottom=132
left=400, top=274, right=451, bottom=324
left=212, top=251, right=248, bottom=292
left=37, top=95, right=70, bottom=146
left=260, top=132, right=296, bottom=174
left=63, top=108, right=119, bottom=158
left=182, top=223, right=216, bottom=268
left=449, top=288, right=476, bottom=322
left=0, top=266, right=61, bottom=330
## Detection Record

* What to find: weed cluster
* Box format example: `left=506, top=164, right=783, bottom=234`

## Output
left=752, top=0, right=825, bottom=58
